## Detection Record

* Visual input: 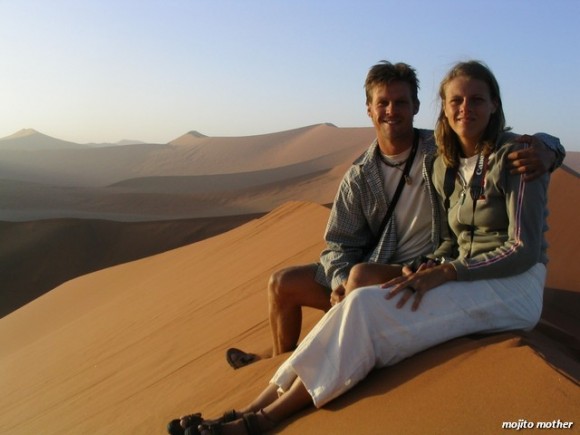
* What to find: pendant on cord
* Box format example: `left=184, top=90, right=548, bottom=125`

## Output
left=405, top=175, right=412, bottom=185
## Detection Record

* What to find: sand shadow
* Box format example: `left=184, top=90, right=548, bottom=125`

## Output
left=274, top=315, right=579, bottom=432
left=273, top=333, right=519, bottom=431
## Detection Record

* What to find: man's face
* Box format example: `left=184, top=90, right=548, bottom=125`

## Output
left=367, top=81, right=419, bottom=143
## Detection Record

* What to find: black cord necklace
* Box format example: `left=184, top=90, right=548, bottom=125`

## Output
left=378, top=134, right=418, bottom=185
left=379, top=155, right=408, bottom=167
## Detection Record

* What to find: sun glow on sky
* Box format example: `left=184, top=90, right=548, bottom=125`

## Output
left=0, top=0, right=578, bottom=149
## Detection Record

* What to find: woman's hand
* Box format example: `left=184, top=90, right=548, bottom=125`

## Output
left=383, top=263, right=457, bottom=311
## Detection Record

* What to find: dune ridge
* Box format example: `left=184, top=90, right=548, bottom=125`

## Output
left=0, top=129, right=84, bottom=150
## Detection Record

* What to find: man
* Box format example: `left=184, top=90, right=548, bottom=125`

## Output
left=227, top=61, right=564, bottom=367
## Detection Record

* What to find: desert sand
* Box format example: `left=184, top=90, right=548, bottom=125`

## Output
left=0, top=127, right=578, bottom=434
left=0, top=125, right=374, bottom=222
left=0, top=213, right=264, bottom=317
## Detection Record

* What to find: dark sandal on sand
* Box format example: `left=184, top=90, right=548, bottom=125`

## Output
left=167, top=410, right=238, bottom=435
left=226, top=348, right=258, bottom=369
left=197, top=412, right=262, bottom=435
left=167, top=413, right=204, bottom=435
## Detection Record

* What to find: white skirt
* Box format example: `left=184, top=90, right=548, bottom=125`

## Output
left=271, top=263, right=545, bottom=408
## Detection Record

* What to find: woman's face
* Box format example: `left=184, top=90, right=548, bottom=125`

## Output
left=443, top=76, right=498, bottom=151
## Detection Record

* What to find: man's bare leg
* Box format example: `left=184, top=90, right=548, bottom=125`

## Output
left=345, top=263, right=403, bottom=295
left=268, top=264, right=330, bottom=356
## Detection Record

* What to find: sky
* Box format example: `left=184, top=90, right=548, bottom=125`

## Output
left=0, top=0, right=579, bottom=150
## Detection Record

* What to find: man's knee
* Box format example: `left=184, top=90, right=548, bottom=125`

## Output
left=346, top=263, right=372, bottom=291
left=269, top=266, right=307, bottom=301
left=268, top=264, right=321, bottom=307
left=268, top=268, right=287, bottom=301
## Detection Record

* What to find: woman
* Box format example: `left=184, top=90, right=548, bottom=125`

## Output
left=169, top=60, right=549, bottom=435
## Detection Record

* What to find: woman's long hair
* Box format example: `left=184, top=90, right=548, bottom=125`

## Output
left=435, top=61, right=508, bottom=168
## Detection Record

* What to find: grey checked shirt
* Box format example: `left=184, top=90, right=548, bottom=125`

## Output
left=315, top=129, right=440, bottom=290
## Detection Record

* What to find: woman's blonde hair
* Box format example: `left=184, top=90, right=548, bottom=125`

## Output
left=435, top=60, right=508, bottom=167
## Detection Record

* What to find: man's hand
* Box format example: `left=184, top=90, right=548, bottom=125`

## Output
left=509, top=135, right=556, bottom=181
left=330, top=284, right=346, bottom=306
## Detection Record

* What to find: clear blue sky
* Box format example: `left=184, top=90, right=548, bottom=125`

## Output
left=1, top=0, right=578, bottom=150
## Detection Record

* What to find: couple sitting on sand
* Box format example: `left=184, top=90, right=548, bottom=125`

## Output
left=168, top=59, right=564, bottom=435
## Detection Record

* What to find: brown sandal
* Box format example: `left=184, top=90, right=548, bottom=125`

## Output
left=197, top=412, right=262, bottom=435
left=226, top=348, right=258, bottom=369
left=167, top=410, right=237, bottom=435
left=167, top=413, right=203, bottom=435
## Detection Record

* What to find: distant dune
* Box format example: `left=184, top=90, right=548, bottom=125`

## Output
left=0, top=124, right=374, bottom=188
left=2, top=126, right=575, bottom=223
left=0, top=128, right=85, bottom=150
left=0, top=124, right=374, bottom=221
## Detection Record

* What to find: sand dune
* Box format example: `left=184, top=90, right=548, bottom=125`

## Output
left=165, top=124, right=374, bottom=175
left=0, top=124, right=374, bottom=188
left=110, top=145, right=361, bottom=195
left=0, top=127, right=578, bottom=434
left=544, top=167, right=579, bottom=292
left=0, top=201, right=578, bottom=435
left=0, top=124, right=373, bottom=221
left=0, top=143, right=167, bottom=186
left=0, top=213, right=264, bottom=318
left=3, top=128, right=574, bottom=224
left=0, top=129, right=84, bottom=151
left=562, top=152, right=580, bottom=174
left=0, top=167, right=339, bottom=221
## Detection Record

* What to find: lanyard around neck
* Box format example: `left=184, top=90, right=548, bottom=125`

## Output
left=443, top=153, right=489, bottom=258
left=376, top=129, right=420, bottom=239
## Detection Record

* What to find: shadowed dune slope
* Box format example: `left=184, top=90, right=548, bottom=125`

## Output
left=0, top=213, right=264, bottom=318
left=0, top=202, right=578, bottom=435
left=0, top=163, right=347, bottom=221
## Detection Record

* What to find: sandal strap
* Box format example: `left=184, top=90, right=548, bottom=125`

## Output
left=242, top=413, right=262, bottom=435
left=184, top=413, right=203, bottom=428
left=196, top=422, right=222, bottom=435
left=196, top=412, right=261, bottom=435
left=222, top=409, right=237, bottom=422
